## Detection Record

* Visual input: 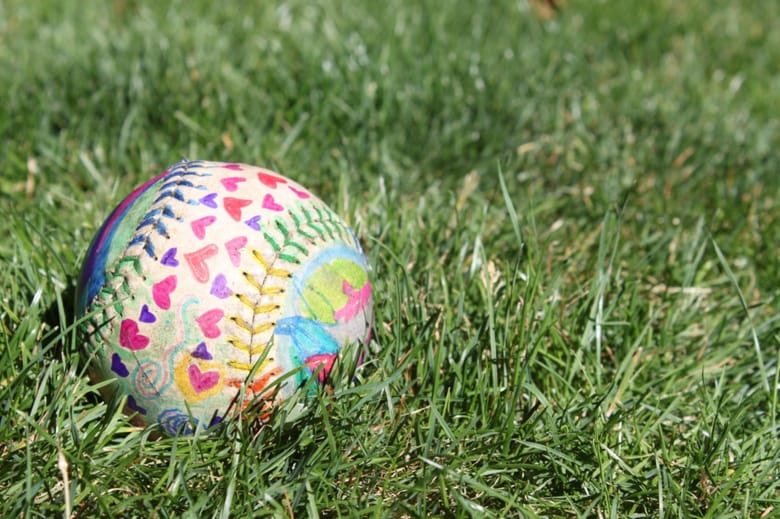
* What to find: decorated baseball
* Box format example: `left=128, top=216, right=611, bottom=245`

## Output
left=76, top=160, right=373, bottom=435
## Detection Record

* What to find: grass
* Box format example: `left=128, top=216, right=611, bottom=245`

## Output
left=1, top=0, right=779, bottom=516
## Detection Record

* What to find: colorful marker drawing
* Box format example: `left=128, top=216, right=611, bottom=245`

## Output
left=77, top=160, right=373, bottom=435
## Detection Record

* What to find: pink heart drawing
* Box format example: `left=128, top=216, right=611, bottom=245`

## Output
left=220, top=177, right=246, bottom=191
left=152, top=275, right=177, bottom=310
left=191, top=216, right=217, bottom=239
left=210, top=273, right=232, bottom=299
left=161, top=247, right=179, bottom=267
left=224, top=163, right=243, bottom=171
left=257, top=171, right=287, bottom=189
left=184, top=244, right=219, bottom=283
left=225, top=236, right=248, bottom=266
left=119, top=319, right=150, bottom=351
left=306, top=353, right=338, bottom=384
left=289, top=186, right=311, bottom=199
left=188, top=364, right=220, bottom=393
left=196, top=309, right=224, bottom=339
left=223, top=197, right=252, bottom=221
left=262, top=193, right=284, bottom=211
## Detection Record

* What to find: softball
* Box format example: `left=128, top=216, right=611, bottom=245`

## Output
left=76, top=160, right=373, bottom=435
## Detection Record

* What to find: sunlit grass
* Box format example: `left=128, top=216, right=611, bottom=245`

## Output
left=1, top=0, right=778, bottom=516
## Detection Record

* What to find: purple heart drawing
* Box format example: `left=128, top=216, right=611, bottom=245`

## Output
left=161, top=247, right=179, bottom=267
left=210, top=273, right=232, bottom=299
left=199, top=193, right=218, bottom=208
left=111, top=353, right=130, bottom=377
left=244, top=215, right=261, bottom=231
left=139, top=304, right=157, bottom=323
left=192, top=342, right=213, bottom=360
left=127, top=395, right=147, bottom=415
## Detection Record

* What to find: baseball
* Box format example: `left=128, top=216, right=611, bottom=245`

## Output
left=76, top=160, right=373, bottom=435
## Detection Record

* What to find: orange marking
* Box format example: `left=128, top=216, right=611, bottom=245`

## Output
left=226, top=367, right=282, bottom=412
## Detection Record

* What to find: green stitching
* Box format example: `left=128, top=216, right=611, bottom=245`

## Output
left=289, top=210, right=317, bottom=241
left=116, top=256, right=143, bottom=275
left=278, top=252, right=299, bottom=264
left=286, top=239, right=308, bottom=256
left=274, top=219, right=290, bottom=239
left=263, top=232, right=281, bottom=252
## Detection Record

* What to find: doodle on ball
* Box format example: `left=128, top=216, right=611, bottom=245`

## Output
left=76, top=160, right=373, bottom=435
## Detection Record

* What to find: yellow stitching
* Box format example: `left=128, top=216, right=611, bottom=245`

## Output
left=251, top=249, right=292, bottom=278
left=240, top=273, right=286, bottom=297
left=227, top=337, right=272, bottom=354
left=230, top=317, right=276, bottom=335
left=227, top=357, right=273, bottom=372
left=243, top=271, right=263, bottom=292
left=236, top=294, right=282, bottom=313
left=252, top=249, right=269, bottom=269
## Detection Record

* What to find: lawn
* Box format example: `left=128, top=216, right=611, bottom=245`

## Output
left=1, top=0, right=778, bottom=516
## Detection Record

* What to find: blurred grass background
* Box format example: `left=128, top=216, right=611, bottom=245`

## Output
left=1, top=0, right=778, bottom=516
